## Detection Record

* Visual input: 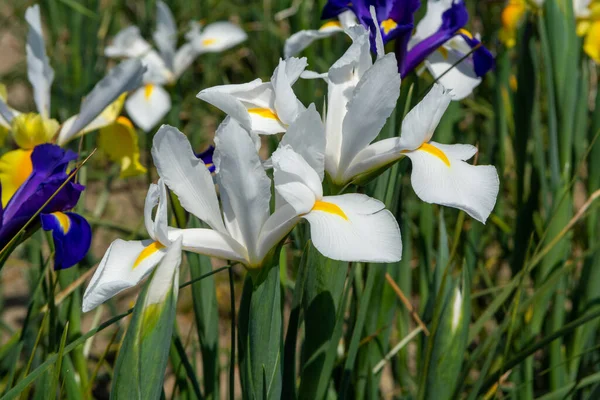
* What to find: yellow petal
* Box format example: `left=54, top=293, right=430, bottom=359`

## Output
left=11, top=113, right=58, bottom=149
left=584, top=21, right=600, bottom=64
left=0, top=149, right=33, bottom=206
left=98, top=116, right=147, bottom=178
left=0, top=84, right=7, bottom=101
left=99, top=92, right=127, bottom=125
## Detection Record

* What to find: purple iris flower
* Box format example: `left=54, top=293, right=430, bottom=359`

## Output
left=196, top=145, right=215, bottom=173
left=0, top=144, right=92, bottom=270
left=321, top=0, right=494, bottom=79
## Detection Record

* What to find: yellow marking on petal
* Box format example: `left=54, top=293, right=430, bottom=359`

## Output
left=98, top=117, right=147, bottom=178
left=144, top=84, right=154, bottom=100
left=52, top=211, right=71, bottom=233
left=133, top=241, right=165, bottom=270
left=438, top=46, right=449, bottom=59
left=319, top=20, right=342, bottom=31
left=418, top=142, right=450, bottom=167
left=248, top=108, right=280, bottom=120
left=101, top=93, right=127, bottom=122
left=584, top=21, right=600, bottom=64
left=0, top=149, right=33, bottom=206
left=202, top=38, right=217, bottom=46
left=311, top=200, right=348, bottom=221
left=11, top=113, right=59, bottom=149
left=380, top=19, right=398, bottom=35
left=205, top=163, right=214, bottom=169
left=457, top=28, right=473, bottom=39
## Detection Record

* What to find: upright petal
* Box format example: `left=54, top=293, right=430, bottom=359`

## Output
left=173, top=43, right=198, bottom=79
left=152, top=125, right=226, bottom=233
left=279, top=104, right=326, bottom=179
left=82, top=239, right=167, bottom=312
left=105, top=26, right=152, bottom=58
left=398, top=83, right=452, bottom=150
left=404, top=141, right=499, bottom=223
left=255, top=203, right=302, bottom=266
left=304, top=193, right=402, bottom=262
left=25, top=5, right=54, bottom=118
left=272, top=57, right=307, bottom=124
left=41, top=212, right=91, bottom=270
left=190, top=22, right=247, bottom=54
left=153, top=1, right=177, bottom=70
left=98, top=116, right=147, bottom=178
left=0, top=149, right=33, bottom=207
left=213, top=118, right=271, bottom=262
left=57, top=59, right=145, bottom=144
left=337, top=54, right=400, bottom=176
left=144, top=236, right=182, bottom=306
left=125, top=84, right=171, bottom=132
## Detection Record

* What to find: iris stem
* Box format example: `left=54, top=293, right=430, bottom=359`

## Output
left=228, top=266, right=236, bottom=400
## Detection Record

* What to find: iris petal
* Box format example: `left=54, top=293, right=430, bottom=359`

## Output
left=0, top=149, right=33, bottom=207
left=98, top=116, right=147, bottom=178
left=195, top=145, right=215, bottom=173
left=41, top=211, right=91, bottom=270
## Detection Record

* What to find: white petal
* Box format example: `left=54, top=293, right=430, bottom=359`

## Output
left=152, top=125, right=226, bottom=232
left=153, top=179, right=170, bottom=245
left=272, top=58, right=306, bottom=124
left=248, top=110, right=287, bottom=135
left=125, top=84, right=171, bottom=132
left=256, top=203, right=302, bottom=265
left=82, top=239, right=166, bottom=312
left=405, top=142, right=499, bottom=223
left=197, top=79, right=272, bottom=132
left=191, top=22, right=247, bottom=53
left=304, top=194, right=402, bottom=262
left=343, top=137, right=403, bottom=182
left=329, top=25, right=372, bottom=84
left=398, top=83, right=452, bottom=150
left=214, top=118, right=271, bottom=259
left=141, top=50, right=173, bottom=85
left=425, top=47, right=482, bottom=100
left=368, top=6, right=384, bottom=58
left=173, top=43, right=198, bottom=79
left=337, top=54, right=400, bottom=174
left=144, top=237, right=182, bottom=306
left=280, top=104, right=326, bottom=179
left=25, top=5, right=54, bottom=118
left=153, top=1, right=177, bottom=70
left=283, top=24, right=344, bottom=58
left=57, top=59, right=144, bottom=144
left=105, top=26, right=152, bottom=58
left=0, top=97, right=15, bottom=126
left=272, top=145, right=322, bottom=213
left=168, top=227, right=248, bottom=264
left=410, top=0, right=454, bottom=46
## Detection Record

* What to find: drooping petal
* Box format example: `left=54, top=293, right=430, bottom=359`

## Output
left=404, top=141, right=499, bottom=223
left=57, top=59, right=145, bottom=144
left=584, top=20, right=600, bottom=63
left=425, top=50, right=481, bottom=100
left=255, top=203, right=302, bottom=266
left=98, top=116, right=147, bottom=178
left=304, top=193, right=402, bottom=262
left=152, top=125, right=226, bottom=233
left=173, top=43, right=198, bottom=79
left=272, top=145, right=322, bottom=214
left=153, top=1, right=177, bottom=70
left=213, top=118, right=271, bottom=262
left=125, top=84, right=171, bottom=132
left=0, top=149, right=33, bottom=207
left=189, top=22, right=247, bottom=54
left=336, top=53, right=400, bottom=177
left=272, top=57, right=307, bottom=124
left=342, top=136, right=403, bottom=182
left=25, top=5, right=54, bottom=118
left=168, top=227, right=248, bottom=264
left=398, top=83, right=452, bottom=150
left=279, top=104, right=326, bottom=179
left=82, top=238, right=167, bottom=312
left=41, top=212, right=91, bottom=270
left=141, top=50, right=174, bottom=85
left=283, top=22, right=345, bottom=58
left=105, top=26, right=152, bottom=58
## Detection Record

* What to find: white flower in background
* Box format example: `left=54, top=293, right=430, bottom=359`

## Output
left=284, top=10, right=357, bottom=58
left=197, top=57, right=307, bottom=135
left=105, top=1, right=247, bottom=132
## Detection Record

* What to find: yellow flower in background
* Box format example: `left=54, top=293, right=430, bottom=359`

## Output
left=500, top=0, right=528, bottom=48
left=98, top=116, right=147, bottom=178
left=0, top=149, right=33, bottom=206
left=11, top=113, right=59, bottom=149
left=577, top=1, right=600, bottom=63
left=583, top=21, right=600, bottom=62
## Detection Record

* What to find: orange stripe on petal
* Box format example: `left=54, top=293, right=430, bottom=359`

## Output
left=133, top=241, right=165, bottom=270
left=248, top=108, right=280, bottom=121
left=311, top=201, right=348, bottom=220
left=52, top=211, right=71, bottom=233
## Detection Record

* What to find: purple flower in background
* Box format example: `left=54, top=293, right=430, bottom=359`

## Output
left=196, top=145, right=215, bottom=173
left=0, top=144, right=91, bottom=269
